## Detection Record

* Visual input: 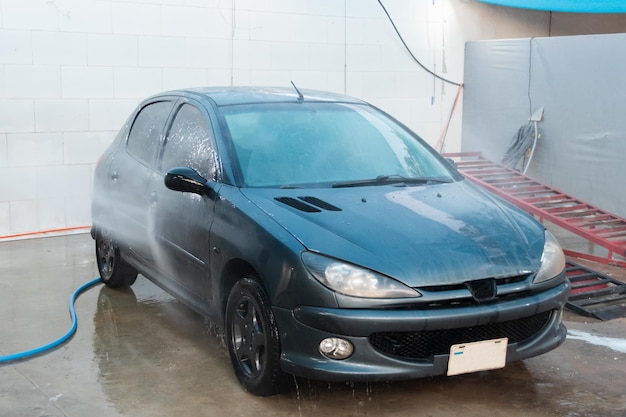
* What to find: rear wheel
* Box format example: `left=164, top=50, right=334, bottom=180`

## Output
left=95, top=228, right=137, bottom=288
left=225, top=277, right=289, bottom=396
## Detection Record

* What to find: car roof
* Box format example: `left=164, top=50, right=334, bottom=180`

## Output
left=153, top=86, right=366, bottom=107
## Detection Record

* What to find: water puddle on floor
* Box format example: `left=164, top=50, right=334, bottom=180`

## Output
left=567, top=329, right=626, bottom=354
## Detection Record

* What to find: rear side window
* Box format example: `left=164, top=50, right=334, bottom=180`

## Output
left=127, top=101, right=172, bottom=167
left=161, top=103, right=216, bottom=180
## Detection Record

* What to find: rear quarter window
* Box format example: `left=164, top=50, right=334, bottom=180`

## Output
left=127, top=101, right=173, bottom=167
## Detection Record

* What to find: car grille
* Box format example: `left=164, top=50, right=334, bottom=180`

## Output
left=369, top=310, right=553, bottom=360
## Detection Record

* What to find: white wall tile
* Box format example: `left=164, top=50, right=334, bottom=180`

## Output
left=0, top=202, right=10, bottom=235
left=7, top=132, right=64, bottom=167
left=327, top=16, right=346, bottom=45
left=0, top=66, right=5, bottom=97
left=206, top=69, right=232, bottom=86
left=129, top=0, right=179, bottom=5
left=61, top=66, right=114, bottom=99
left=249, top=12, right=290, bottom=41
left=0, top=166, right=38, bottom=200
left=63, top=131, right=114, bottom=164
left=57, top=0, right=113, bottom=33
left=37, top=197, right=66, bottom=230
left=10, top=197, right=67, bottom=232
left=37, top=165, right=70, bottom=199
left=233, top=0, right=271, bottom=12
left=0, top=134, right=7, bottom=167
left=289, top=14, right=330, bottom=43
left=394, top=70, right=432, bottom=98
left=262, top=0, right=306, bottom=15
left=0, top=100, right=35, bottom=132
left=162, top=68, right=208, bottom=90
left=4, top=65, right=62, bottom=99
left=138, top=36, right=186, bottom=68
left=231, top=69, right=251, bottom=85
left=308, top=43, right=345, bottom=71
left=1, top=0, right=60, bottom=31
left=113, top=67, right=162, bottom=98
left=360, top=71, right=397, bottom=98
left=325, top=71, right=346, bottom=94
left=112, top=2, right=162, bottom=35
left=288, top=71, right=330, bottom=91
left=35, top=99, right=89, bottom=132
left=346, top=44, right=384, bottom=71
left=87, top=34, right=138, bottom=66
left=232, top=40, right=271, bottom=70
left=0, top=30, right=33, bottom=64
left=248, top=70, right=290, bottom=86
left=185, top=38, right=231, bottom=69
left=32, top=31, right=87, bottom=65
left=161, top=5, right=209, bottom=37
left=311, top=0, right=346, bottom=17
left=206, top=6, right=235, bottom=38
left=68, top=164, right=92, bottom=198
left=346, top=0, right=381, bottom=18
left=65, top=196, right=91, bottom=226
left=231, top=9, right=250, bottom=40
left=88, top=99, right=137, bottom=131
left=10, top=199, right=41, bottom=233
left=270, top=42, right=311, bottom=71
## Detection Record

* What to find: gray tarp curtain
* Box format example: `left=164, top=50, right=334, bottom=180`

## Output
left=462, top=33, right=626, bottom=219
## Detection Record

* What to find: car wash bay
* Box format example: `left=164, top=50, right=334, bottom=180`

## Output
left=0, top=232, right=625, bottom=417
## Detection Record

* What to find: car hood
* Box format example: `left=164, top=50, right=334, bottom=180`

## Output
left=240, top=180, right=545, bottom=287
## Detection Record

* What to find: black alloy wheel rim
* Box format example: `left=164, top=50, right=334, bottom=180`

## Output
left=231, top=295, right=266, bottom=378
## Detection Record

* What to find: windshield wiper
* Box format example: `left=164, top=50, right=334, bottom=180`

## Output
left=332, top=175, right=452, bottom=188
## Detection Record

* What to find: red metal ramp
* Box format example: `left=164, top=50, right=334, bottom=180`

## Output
left=443, top=152, right=626, bottom=260
left=566, top=261, right=626, bottom=321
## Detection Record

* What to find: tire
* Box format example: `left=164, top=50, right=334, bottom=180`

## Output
left=225, top=278, right=290, bottom=396
left=95, top=228, right=138, bottom=288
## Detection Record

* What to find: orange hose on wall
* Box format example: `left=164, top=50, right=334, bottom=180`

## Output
left=0, top=226, right=91, bottom=240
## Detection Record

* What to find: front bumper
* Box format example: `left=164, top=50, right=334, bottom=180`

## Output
left=274, top=280, right=570, bottom=381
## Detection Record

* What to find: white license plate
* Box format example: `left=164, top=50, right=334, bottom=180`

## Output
left=447, top=337, right=508, bottom=376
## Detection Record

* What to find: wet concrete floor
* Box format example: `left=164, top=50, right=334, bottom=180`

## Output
left=1, top=233, right=625, bottom=417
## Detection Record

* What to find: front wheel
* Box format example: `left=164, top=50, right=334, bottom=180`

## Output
left=225, top=278, right=289, bottom=396
left=95, top=228, right=138, bottom=288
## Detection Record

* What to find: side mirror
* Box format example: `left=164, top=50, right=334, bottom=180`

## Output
left=165, top=167, right=212, bottom=196
left=445, top=158, right=457, bottom=169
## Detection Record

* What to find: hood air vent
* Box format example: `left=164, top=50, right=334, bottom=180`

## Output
left=275, top=196, right=342, bottom=213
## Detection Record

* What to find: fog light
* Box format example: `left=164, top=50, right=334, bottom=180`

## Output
left=319, top=337, right=354, bottom=360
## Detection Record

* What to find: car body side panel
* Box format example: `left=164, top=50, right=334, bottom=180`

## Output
left=207, top=185, right=339, bottom=320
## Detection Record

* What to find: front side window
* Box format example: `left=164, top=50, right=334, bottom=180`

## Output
left=161, top=103, right=216, bottom=180
left=222, top=102, right=456, bottom=187
left=127, top=101, right=173, bottom=167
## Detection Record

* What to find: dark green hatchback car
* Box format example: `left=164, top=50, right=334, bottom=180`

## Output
left=91, top=87, right=570, bottom=396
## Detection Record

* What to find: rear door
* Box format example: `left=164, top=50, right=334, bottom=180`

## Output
left=111, top=99, right=174, bottom=261
left=147, top=99, right=220, bottom=300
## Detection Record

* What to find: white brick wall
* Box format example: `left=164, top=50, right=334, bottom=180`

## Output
left=35, top=99, right=89, bottom=132
left=0, top=0, right=529, bottom=236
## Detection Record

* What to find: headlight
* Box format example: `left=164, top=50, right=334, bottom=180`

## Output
left=533, top=230, right=566, bottom=284
left=301, top=252, right=421, bottom=298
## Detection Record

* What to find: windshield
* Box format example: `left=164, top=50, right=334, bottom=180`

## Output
left=222, top=102, right=457, bottom=188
